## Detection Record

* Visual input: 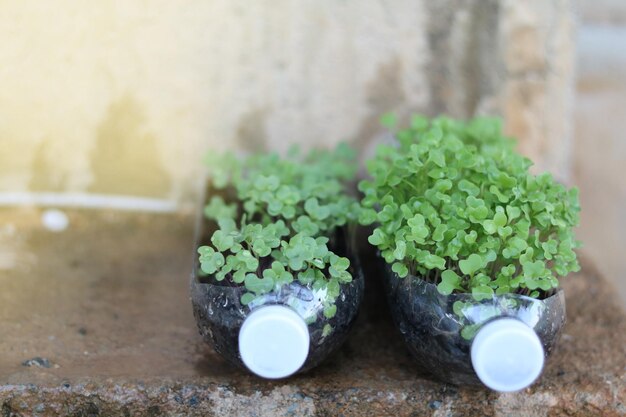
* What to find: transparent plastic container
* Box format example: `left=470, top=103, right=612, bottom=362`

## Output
left=383, top=265, right=566, bottom=391
left=190, top=202, right=364, bottom=379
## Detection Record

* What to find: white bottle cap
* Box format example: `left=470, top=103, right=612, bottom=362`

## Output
left=471, top=318, right=545, bottom=392
left=238, top=305, right=310, bottom=379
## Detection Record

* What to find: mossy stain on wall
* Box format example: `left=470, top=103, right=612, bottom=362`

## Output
left=89, top=96, right=170, bottom=198
left=351, top=57, right=406, bottom=152
left=29, top=141, right=66, bottom=192
left=235, top=107, right=269, bottom=154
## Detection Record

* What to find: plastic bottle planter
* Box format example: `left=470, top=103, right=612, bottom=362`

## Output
left=191, top=228, right=364, bottom=379
left=383, top=266, right=565, bottom=392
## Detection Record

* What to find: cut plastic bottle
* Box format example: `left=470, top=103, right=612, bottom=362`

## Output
left=190, top=211, right=363, bottom=378
left=383, top=264, right=565, bottom=390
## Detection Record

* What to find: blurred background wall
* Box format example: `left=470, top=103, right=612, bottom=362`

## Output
left=0, top=1, right=623, bottom=304
left=575, top=0, right=626, bottom=304
left=0, top=0, right=573, bottom=201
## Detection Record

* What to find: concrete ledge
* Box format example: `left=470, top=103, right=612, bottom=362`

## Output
left=0, top=208, right=624, bottom=416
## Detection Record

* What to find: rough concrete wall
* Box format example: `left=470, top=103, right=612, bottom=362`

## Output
left=0, top=0, right=574, bottom=204
left=500, top=0, right=575, bottom=180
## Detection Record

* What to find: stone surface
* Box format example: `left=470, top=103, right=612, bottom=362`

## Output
left=0, top=208, right=624, bottom=416
left=0, top=0, right=573, bottom=200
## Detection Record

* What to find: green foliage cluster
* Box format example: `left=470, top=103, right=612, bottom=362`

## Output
left=359, top=115, right=581, bottom=300
left=198, top=144, right=360, bottom=330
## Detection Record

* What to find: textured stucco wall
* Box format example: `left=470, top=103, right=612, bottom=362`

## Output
left=0, top=0, right=574, bottom=205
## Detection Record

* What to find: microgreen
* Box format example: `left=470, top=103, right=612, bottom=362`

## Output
left=198, top=144, right=360, bottom=336
left=360, top=115, right=581, bottom=300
